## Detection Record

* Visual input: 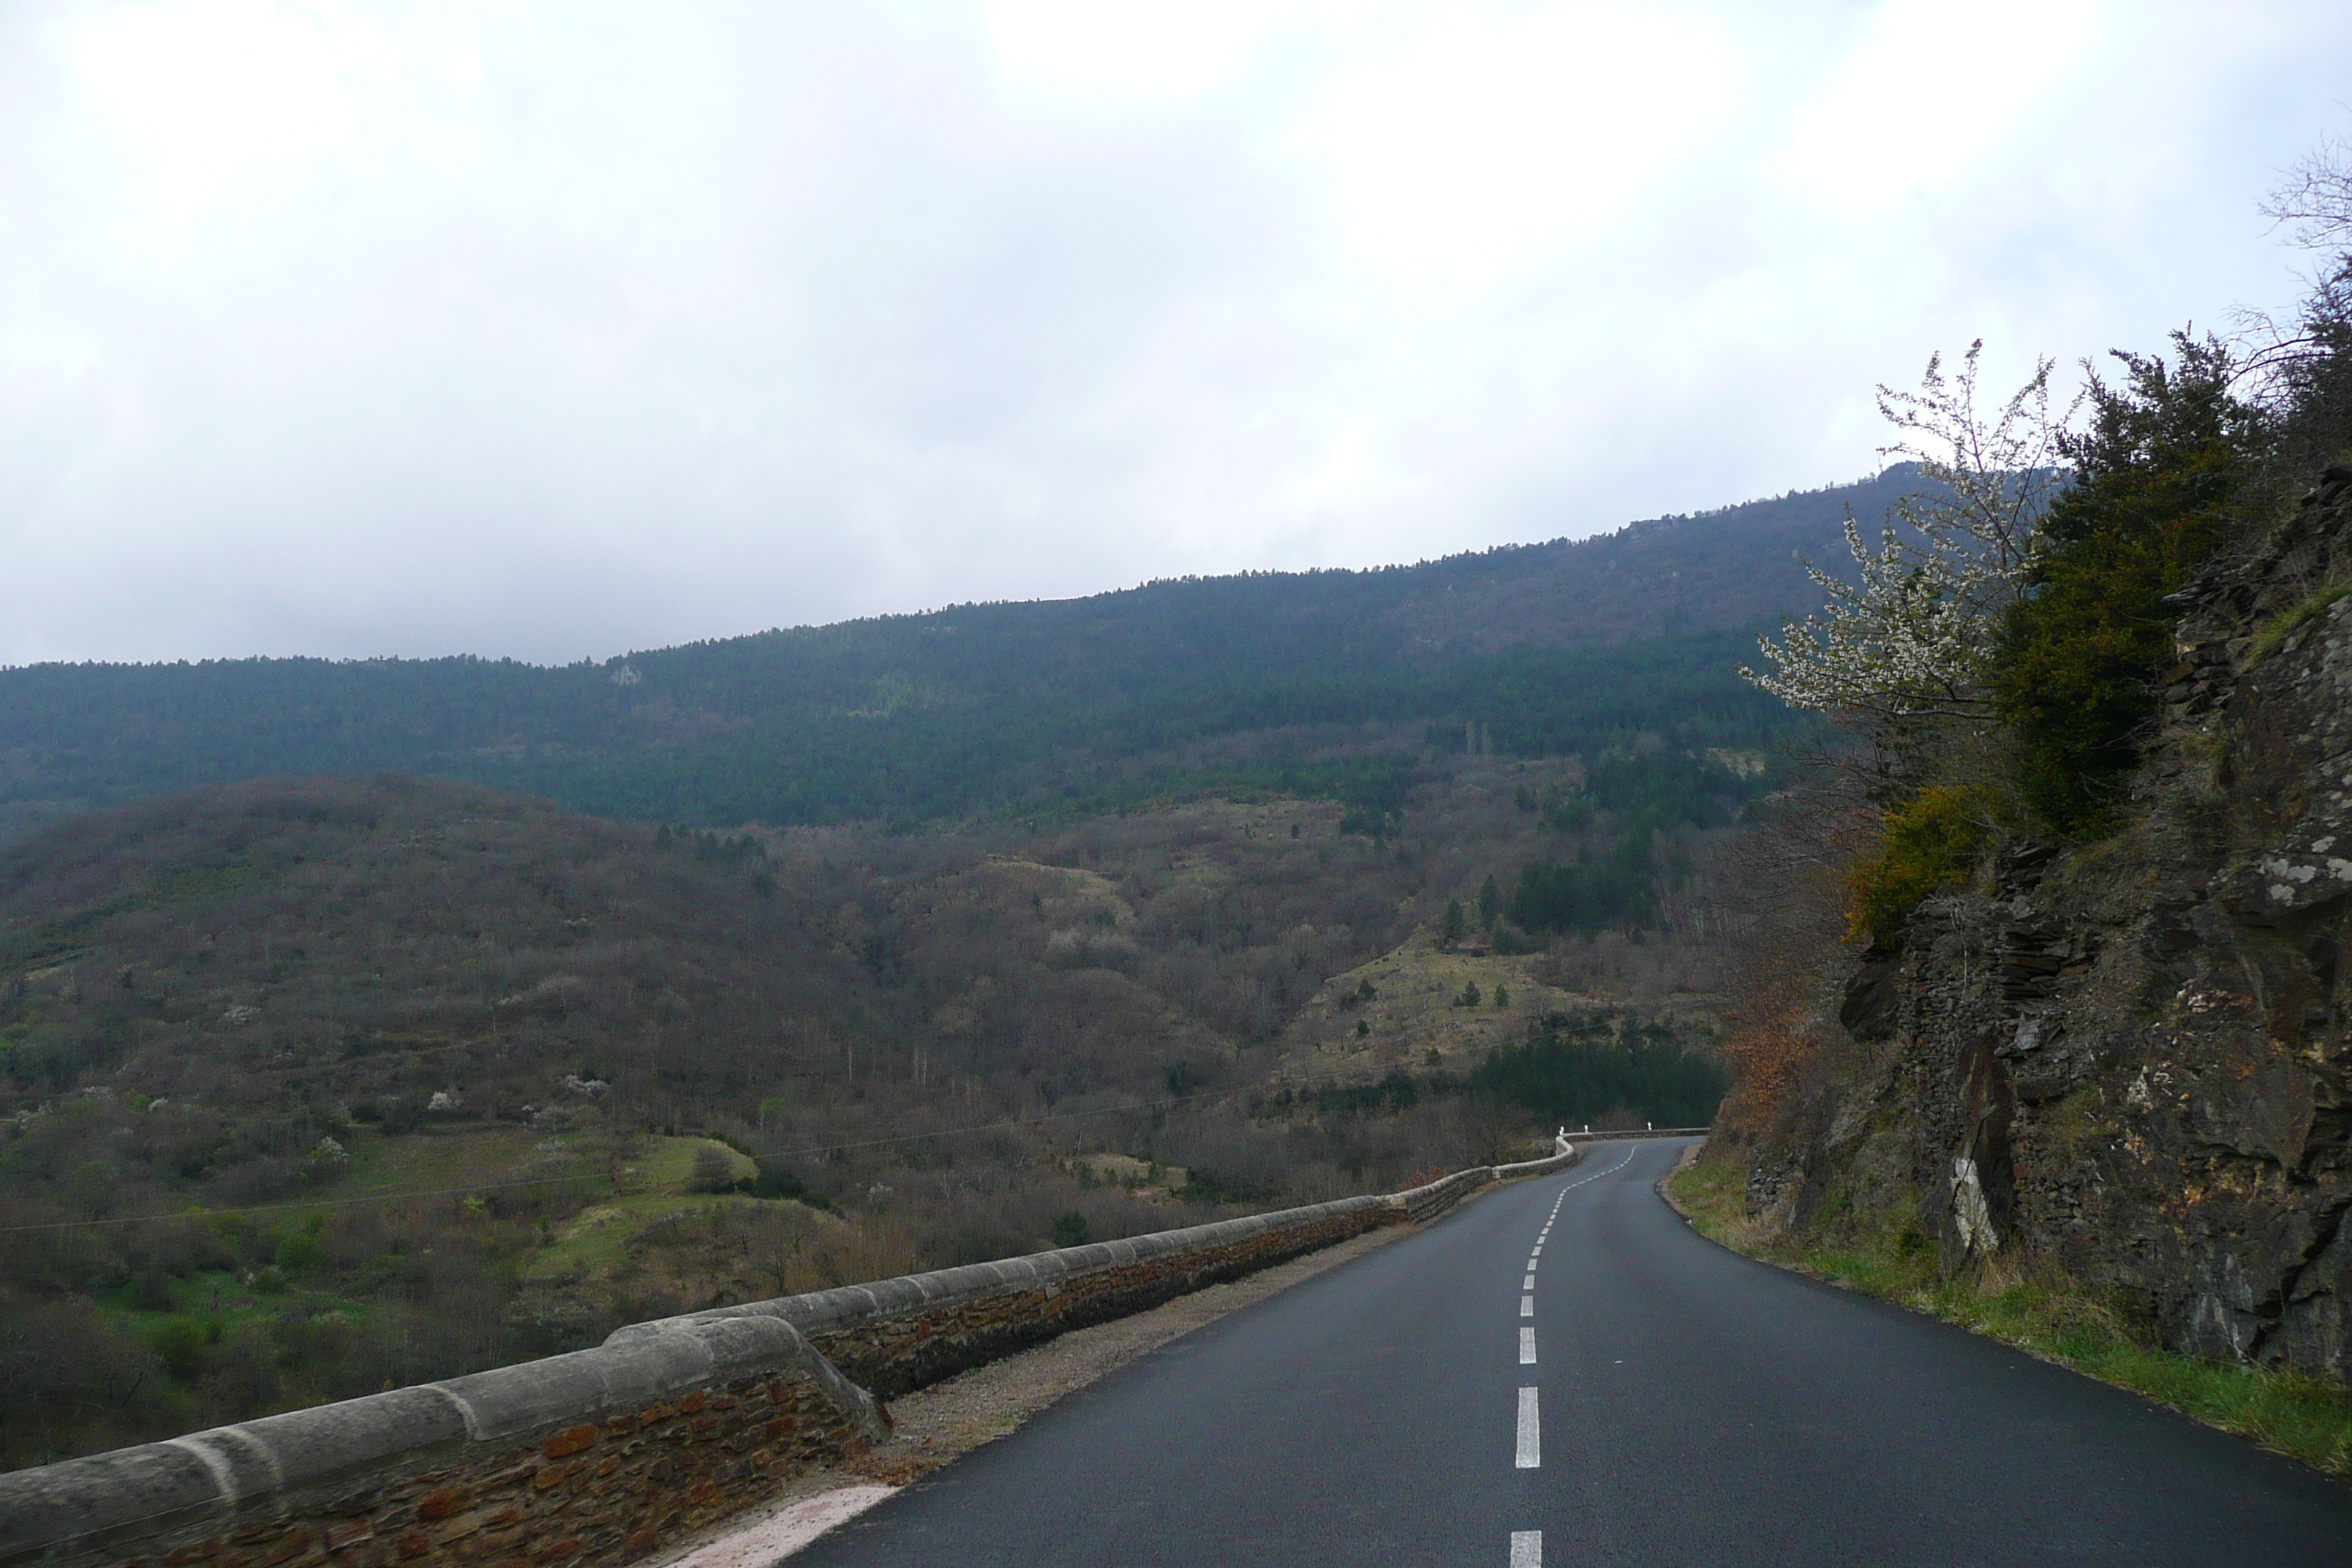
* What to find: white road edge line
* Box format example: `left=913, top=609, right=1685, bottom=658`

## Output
left=1509, top=1529, right=1542, bottom=1568
left=1519, top=1327, right=1536, bottom=1364
left=1515, top=1387, right=1540, bottom=1469
left=665, top=1485, right=900, bottom=1567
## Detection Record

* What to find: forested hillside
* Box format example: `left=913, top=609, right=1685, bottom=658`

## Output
left=0, top=471, right=1919, bottom=837
left=0, top=753, right=1740, bottom=1465
left=0, top=464, right=1880, bottom=1463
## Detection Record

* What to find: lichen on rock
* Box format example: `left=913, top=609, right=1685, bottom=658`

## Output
left=1755, top=465, right=2352, bottom=1380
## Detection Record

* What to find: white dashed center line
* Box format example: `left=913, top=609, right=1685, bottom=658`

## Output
left=1505, top=1153, right=1658, bottom=1559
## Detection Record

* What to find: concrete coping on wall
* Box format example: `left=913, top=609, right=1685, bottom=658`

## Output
left=0, top=1141, right=1619, bottom=1563
left=609, top=1191, right=1402, bottom=1343
left=0, top=1311, right=886, bottom=1564
left=614, top=1147, right=1586, bottom=1346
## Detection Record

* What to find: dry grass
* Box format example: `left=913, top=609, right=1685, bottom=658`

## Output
left=1275, top=928, right=1606, bottom=1076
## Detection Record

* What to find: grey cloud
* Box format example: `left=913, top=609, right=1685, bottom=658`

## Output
left=0, top=2, right=2347, bottom=663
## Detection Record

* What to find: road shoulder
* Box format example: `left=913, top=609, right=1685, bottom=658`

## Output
left=652, top=1219, right=1420, bottom=1564
left=1665, top=1141, right=2352, bottom=1482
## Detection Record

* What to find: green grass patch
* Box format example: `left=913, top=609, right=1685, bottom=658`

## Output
left=522, top=1137, right=774, bottom=1281
left=169, top=1125, right=614, bottom=1237
left=625, top=1135, right=756, bottom=1194
left=332, top=1125, right=570, bottom=1195
left=2251, top=581, right=2352, bottom=663
left=1669, top=1150, right=2352, bottom=1477
left=524, top=1191, right=774, bottom=1281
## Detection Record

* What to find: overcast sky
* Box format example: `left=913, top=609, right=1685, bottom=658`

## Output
left=1, top=1, right=2347, bottom=666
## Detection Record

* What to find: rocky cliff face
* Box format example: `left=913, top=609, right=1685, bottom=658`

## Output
left=1751, top=463, right=2352, bottom=1379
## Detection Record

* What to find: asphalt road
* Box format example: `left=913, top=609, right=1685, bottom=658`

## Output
left=794, top=1139, right=2352, bottom=1567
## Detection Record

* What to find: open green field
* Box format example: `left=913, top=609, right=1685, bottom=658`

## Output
left=525, top=1136, right=766, bottom=1283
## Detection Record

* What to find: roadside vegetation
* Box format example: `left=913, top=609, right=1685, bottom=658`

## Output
left=1711, top=140, right=2352, bottom=1218
left=1729, top=135, right=2352, bottom=1017
left=1669, top=1153, right=2352, bottom=1475
left=1687, top=132, right=2352, bottom=1477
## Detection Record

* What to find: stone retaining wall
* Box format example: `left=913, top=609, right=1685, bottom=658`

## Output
left=0, top=1146, right=1584, bottom=1566
left=0, top=1316, right=886, bottom=1568
left=618, top=1148, right=1584, bottom=1397
left=625, top=1195, right=1403, bottom=1398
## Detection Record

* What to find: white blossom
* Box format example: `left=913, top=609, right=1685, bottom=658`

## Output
left=1741, top=342, right=2071, bottom=725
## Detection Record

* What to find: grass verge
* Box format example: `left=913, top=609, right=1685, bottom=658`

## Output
left=1667, top=1150, right=2352, bottom=1477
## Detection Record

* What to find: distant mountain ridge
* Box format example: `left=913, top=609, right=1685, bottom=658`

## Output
left=0, top=467, right=1923, bottom=834
left=1373, top=465, right=1918, bottom=655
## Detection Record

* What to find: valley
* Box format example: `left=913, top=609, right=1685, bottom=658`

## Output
left=0, top=711, right=1747, bottom=1463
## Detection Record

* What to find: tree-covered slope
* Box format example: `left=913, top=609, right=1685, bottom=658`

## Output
left=0, top=758, right=1734, bottom=1466
left=0, top=471, right=1918, bottom=831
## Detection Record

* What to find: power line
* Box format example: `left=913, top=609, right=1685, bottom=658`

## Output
left=0, top=1173, right=608, bottom=1235
left=763, top=1085, right=1235, bottom=1160
left=0, top=1070, right=1414, bottom=1235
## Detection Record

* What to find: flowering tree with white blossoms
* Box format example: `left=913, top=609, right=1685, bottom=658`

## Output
left=1741, top=342, right=2072, bottom=734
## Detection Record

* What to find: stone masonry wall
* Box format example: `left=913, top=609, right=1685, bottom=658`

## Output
left=0, top=1147, right=1583, bottom=1566
left=113, top=1369, right=870, bottom=1568
left=622, top=1153, right=1585, bottom=1398
left=0, top=1315, right=888, bottom=1568
left=804, top=1204, right=1386, bottom=1397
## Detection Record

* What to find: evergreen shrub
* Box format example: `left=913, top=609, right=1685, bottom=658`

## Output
left=1845, top=787, right=1989, bottom=944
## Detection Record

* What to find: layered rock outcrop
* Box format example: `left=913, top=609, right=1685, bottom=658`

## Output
left=1752, top=464, right=2352, bottom=1378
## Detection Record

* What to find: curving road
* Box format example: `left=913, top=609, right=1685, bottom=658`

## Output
left=794, top=1139, right=2352, bottom=1566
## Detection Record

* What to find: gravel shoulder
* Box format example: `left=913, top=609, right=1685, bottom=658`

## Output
left=866, top=1221, right=1415, bottom=1472
left=655, top=1221, right=1416, bottom=1564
